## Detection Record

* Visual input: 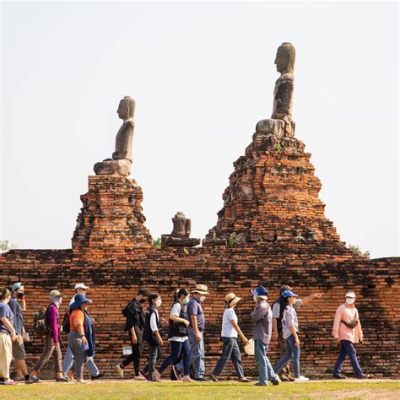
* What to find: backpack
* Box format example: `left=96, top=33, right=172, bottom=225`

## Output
left=62, top=310, right=71, bottom=333
left=33, top=307, right=48, bottom=336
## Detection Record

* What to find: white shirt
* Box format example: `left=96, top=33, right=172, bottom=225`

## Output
left=169, top=302, right=188, bottom=342
left=221, top=308, right=238, bottom=338
left=150, top=309, right=159, bottom=332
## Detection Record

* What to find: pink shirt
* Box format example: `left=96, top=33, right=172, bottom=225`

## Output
left=332, top=304, right=363, bottom=343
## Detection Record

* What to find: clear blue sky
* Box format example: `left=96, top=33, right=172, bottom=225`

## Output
left=1, top=1, right=398, bottom=258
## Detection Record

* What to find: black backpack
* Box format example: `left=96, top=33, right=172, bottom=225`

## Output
left=62, top=310, right=71, bottom=333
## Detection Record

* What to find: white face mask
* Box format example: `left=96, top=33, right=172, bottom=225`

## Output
left=346, top=298, right=355, bottom=305
left=200, top=296, right=206, bottom=303
left=183, top=297, right=190, bottom=305
left=155, top=299, right=162, bottom=307
left=253, top=295, right=258, bottom=302
left=53, top=297, right=62, bottom=308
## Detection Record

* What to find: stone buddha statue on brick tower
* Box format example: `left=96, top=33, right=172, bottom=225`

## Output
left=161, top=211, right=200, bottom=248
left=94, top=96, right=135, bottom=176
left=256, top=42, right=296, bottom=138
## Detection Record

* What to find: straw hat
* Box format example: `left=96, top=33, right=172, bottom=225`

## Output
left=244, top=339, right=255, bottom=356
left=192, top=284, right=209, bottom=295
left=225, top=292, right=241, bottom=307
left=49, top=289, right=62, bottom=298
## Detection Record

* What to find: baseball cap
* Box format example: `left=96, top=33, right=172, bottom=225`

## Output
left=281, top=289, right=298, bottom=298
left=74, top=283, right=89, bottom=290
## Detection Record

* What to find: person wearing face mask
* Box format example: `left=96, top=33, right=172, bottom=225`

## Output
left=183, top=284, right=209, bottom=381
left=273, top=290, right=309, bottom=383
left=141, top=293, right=164, bottom=380
left=250, top=286, right=280, bottom=386
left=116, top=288, right=148, bottom=379
left=332, top=291, right=373, bottom=379
left=9, top=282, right=38, bottom=384
left=152, top=288, right=193, bottom=382
left=31, top=290, right=67, bottom=382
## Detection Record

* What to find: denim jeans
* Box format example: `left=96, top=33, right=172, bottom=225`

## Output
left=212, top=337, right=244, bottom=378
left=142, top=344, right=161, bottom=379
left=254, top=339, right=278, bottom=384
left=158, top=339, right=191, bottom=376
left=333, top=340, right=363, bottom=377
left=274, top=334, right=301, bottom=378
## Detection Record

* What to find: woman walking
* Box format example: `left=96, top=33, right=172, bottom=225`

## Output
left=31, top=290, right=68, bottom=382
left=210, top=292, right=250, bottom=382
left=273, top=290, right=309, bottom=382
left=152, top=288, right=193, bottom=382
left=0, top=287, right=16, bottom=385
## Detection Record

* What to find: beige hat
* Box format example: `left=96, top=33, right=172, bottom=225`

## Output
left=192, top=284, right=209, bottom=295
left=49, top=289, right=62, bottom=297
left=225, top=292, right=241, bottom=307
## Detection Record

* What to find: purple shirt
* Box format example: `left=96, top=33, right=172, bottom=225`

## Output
left=187, top=298, right=205, bottom=331
left=46, top=304, right=60, bottom=343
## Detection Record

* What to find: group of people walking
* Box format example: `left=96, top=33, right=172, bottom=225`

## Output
left=0, top=281, right=372, bottom=385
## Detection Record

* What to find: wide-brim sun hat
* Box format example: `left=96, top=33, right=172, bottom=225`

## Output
left=225, top=292, right=241, bottom=307
left=192, top=284, right=209, bottom=295
left=70, top=294, right=92, bottom=310
left=244, top=338, right=255, bottom=356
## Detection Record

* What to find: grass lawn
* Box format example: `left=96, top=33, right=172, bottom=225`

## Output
left=1, top=380, right=400, bottom=400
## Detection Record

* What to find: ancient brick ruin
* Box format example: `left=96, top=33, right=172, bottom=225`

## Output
left=1, top=43, right=399, bottom=380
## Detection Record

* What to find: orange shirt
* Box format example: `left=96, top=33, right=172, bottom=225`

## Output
left=70, top=309, right=85, bottom=333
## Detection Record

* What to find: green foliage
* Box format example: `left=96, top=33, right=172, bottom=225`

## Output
left=241, top=159, right=247, bottom=170
left=227, top=232, right=237, bottom=248
left=274, top=141, right=282, bottom=152
left=0, top=240, right=17, bottom=253
left=348, top=244, right=370, bottom=258
left=152, top=237, right=161, bottom=249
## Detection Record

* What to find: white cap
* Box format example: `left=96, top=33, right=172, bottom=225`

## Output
left=345, top=291, right=356, bottom=298
left=74, top=283, right=89, bottom=290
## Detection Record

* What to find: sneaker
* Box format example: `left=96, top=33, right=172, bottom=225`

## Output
left=182, top=375, right=195, bottom=382
left=139, top=369, right=150, bottom=381
left=135, top=371, right=147, bottom=381
left=239, top=377, right=251, bottom=382
left=271, top=377, right=280, bottom=386
left=356, top=373, right=375, bottom=379
left=55, top=376, right=69, bottom=382
left=91, top=372, right=106, bottom=380
left=333, top=373, right=347, bottom=379
left=115, top=364, right=124, bottom=379
left=193, top=377, right=208, bottom=381
left=255, top=382, right=268, bottom=386
left=76, top=379, right=88, bottom=384
left=3, top=379, right=16, bottom=385
left=25, top=376, right=40, bottom=384
left=294, top=376, right=309, bottom=383
left=152, top=370, right=161, bottom=382
left=209, top=374, right=219, bottom=382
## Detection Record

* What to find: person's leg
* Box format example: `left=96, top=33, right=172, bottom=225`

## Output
left=86, top=357, right=100, bottom=377
left=0, top=334, right=13, bottom=380
left=278, top=331, right=290, bottom=376
left=54, top=342, right=63, bottom=378
left=342, top=340, right=363, bottom=378
left=274, top=336, right=293, bottom=375
left=286, top=335, right=301, bottom=378
left=212, top=338, right=234, bottom=377
left=120, top=333, right=135, bottom=369
left=32, top=336, right=54, bottom=375
left=130, top=343, right=141, bottom=376
left=230, top=338, right=245, bottom=379
left=181, top=339, right=191, bottom=377
left=147, top=344, right=157, bottom=378
left=254, top=339, right=267, bottom=385
left=62, top=345, right=74, bottom=374
left=69, top=334, right=85, bottom=381
left=158, top=341, right=183, bottom=374
left=333, top=341, right=347, bottom=376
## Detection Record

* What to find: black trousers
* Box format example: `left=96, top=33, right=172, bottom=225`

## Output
left=121, top=330, right=143, bottom=375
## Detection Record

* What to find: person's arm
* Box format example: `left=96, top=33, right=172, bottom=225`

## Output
left=0, top=317, right=16, bottom=341
left=332, top=307, right=342, bottom=342
left=73, top=312, right=88, bottom=345
left=250, top=304, right=267, bottom=322
left=19, top=296, right=26, bottom=312
left=130, top=326, right=138, bottom=344
left=300, top=292, right=323, bottom=307
left=170, top=304, right=189, bottom=327
left=230, top=319, right=248, bottom=345
left=290, top=324, right=300, bottom=346
left=150, top=312, right=163, bottom=345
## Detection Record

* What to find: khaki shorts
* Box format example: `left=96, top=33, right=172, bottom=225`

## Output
left=12, top=335, right=26, bottom=360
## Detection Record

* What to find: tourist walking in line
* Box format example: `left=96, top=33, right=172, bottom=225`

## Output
left=271, top=284, right=322, bottom=381
left=210, top=292, right=250, bottom=383
left=63, top=283, right=104, bottom=381
left=116, top=288, right=148, bottom=380
left=332, top=291, right=373, bottom=379
left=66, top=293, right=92, bottom=384
left=31, top=290, right=68, bottom=382
left=152, top=288, right=193, bottom=382
left=250, top=286, right=280, bottom=386
left=273, top=290, right=309, bottom=382
left=0, top=287, right=16, bottom=385
left=186, top=284, right=209, bottom=381
left=141, top=293, right=163, bottom=381
left=9, top=282, right=38, bottom=384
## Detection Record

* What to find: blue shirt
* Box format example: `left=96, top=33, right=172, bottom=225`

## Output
left=8, top=298, right=23, bottom=335
left=0, top=302, right=14, bottom=335
left=187, top=298, right=205, bottom=331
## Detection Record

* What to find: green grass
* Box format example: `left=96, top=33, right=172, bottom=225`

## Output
left=1, top=380, right=399, bottom=400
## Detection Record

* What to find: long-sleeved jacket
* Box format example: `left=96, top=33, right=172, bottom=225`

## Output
left=250, top=301, right=272, bottom=345
left=46, top=304, right=60, bottom=343
left=332, top=304, right=363, bottom=343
